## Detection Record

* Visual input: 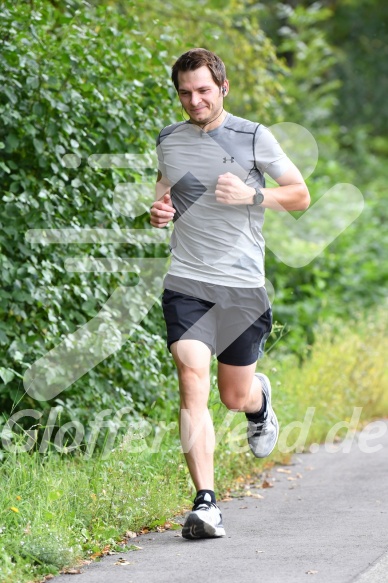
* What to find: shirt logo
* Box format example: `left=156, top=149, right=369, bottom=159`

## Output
left=223, top=156, right=235, bottom=163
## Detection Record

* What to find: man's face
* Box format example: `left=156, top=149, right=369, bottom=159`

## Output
left=177, top=66, right=226, bottom=125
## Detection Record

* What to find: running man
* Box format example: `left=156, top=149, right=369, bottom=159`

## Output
left=150, top=48, right=310, bottom=539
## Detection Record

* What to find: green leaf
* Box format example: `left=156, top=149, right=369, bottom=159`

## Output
left=5, top=134, right=19, bottom=151
left=0, top=330, right=8, bottom=344
left=128, top=544, right=143, bottom=551
left=0, top=161, right=11, bottom=174
left=48, top=490, right=64, bottom=503
left=0, top=367, right=15, bottom=385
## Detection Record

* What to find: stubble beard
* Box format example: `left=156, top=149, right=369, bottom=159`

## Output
left=188, top=101, right=224, bottom=129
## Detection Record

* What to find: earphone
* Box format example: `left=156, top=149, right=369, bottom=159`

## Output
left=222, top=86, right=227, bottom=96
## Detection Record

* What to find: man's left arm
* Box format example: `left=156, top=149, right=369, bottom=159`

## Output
left=215, top=164, right=310, bottom=211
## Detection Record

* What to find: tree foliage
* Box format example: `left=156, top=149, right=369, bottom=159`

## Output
left=0, top=0, right=179, bottom=426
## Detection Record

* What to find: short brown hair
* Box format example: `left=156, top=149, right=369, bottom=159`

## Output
left=171, top=48, right=226, bottom=91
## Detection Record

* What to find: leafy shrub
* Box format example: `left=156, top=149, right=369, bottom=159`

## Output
left=0, top=0, right=177, bottom=426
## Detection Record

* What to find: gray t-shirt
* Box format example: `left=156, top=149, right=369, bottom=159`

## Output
left=156, top=112, right=291, bottom=288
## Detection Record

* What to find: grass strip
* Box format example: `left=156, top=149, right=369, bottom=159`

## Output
left=0, top=314, right=387, bottom=582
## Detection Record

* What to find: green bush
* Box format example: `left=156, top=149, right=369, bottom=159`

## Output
left=0, top=0, right=178, bottom=426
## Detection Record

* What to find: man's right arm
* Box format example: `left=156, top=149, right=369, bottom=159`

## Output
left=150, top=174, right=175, bottom=228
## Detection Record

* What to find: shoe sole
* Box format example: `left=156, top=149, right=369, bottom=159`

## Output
left=249, top=373, right=279, bottom=458
left=182, top=513, right=226, bottom=539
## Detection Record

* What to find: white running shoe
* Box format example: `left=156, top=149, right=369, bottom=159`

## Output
left=247, top=373, right=279, bottom=458
left=182, top=503, right=226, bottom=539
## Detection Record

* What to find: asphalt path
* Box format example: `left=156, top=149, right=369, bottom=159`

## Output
left=53, top=419, right=388, bottom=583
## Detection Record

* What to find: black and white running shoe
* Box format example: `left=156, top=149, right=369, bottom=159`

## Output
left=182, top=503, right=226, bottom=539
left=247, top=373, right=279, bottom=458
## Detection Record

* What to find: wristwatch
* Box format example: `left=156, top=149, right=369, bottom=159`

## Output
left=251, top=187, right=264, bottom=206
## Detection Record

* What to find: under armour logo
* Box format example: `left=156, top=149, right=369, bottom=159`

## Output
left=223, top=157, right=234, bottom=163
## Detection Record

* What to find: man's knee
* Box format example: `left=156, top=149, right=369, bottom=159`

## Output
left=219, top=390, right=247, bottom=411
left=174, top=362, right=211, bottom=410
left=218, top=362, right=257, bottom=411
left=178, top=365, right=209, bottom=390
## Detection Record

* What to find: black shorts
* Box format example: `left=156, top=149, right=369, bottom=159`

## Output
left=161, top=277, right=272, bottom=366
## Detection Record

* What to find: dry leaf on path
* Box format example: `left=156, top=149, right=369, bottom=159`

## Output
left=262, top=480, right=274, bottom=488
left=277, top=468, right=292, bottom=474
left=306, top=570, right=318, bottom=575
left=115, top=558, right=133, bottom=566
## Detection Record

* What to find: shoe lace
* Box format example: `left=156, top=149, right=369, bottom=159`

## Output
left=250, top=413, right=269, bottom=437
left=192, top=502, right=217, bottom=511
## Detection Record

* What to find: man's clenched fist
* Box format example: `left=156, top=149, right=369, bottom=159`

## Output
left=150, top=193, right=176, bottom=228
left=215, top=172, right=254, bottom=205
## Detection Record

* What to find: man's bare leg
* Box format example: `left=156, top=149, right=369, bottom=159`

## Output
left=217, top=361, right=262, bottom=413
left=170, top=339, right=215, bottom=491
left=218, top=361, right=279, bottom=458
left=171, top=340, right=226, bottom=539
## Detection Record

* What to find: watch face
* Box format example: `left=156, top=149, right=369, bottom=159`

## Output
left=253, top=190, right=264, bottom=205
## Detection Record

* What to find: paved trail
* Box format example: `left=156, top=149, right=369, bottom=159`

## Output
left=53, top=420, right=388, bottom=583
